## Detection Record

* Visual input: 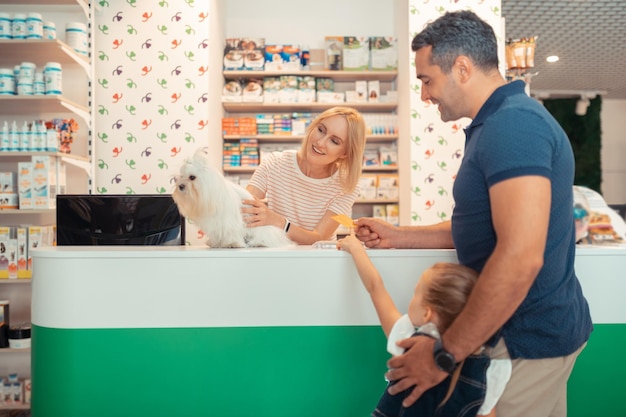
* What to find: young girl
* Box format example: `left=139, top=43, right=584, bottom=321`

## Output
left=242, top=106, right=366, bottom=244
left=337, top=234, right=510, bottom=417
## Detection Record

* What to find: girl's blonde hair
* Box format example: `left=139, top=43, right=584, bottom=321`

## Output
left=422, top=262, right=478, bottom=332
left=300, top=106, right=366, bottom=193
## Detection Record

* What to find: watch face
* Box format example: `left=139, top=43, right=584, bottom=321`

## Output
left=434, top=340, right=457, bottom=373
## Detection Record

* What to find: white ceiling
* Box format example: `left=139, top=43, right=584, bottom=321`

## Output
left=502, top=0, right=626, bottom=100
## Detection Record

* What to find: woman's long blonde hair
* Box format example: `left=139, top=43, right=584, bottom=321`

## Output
left=300, top=106, right=366, bottom=193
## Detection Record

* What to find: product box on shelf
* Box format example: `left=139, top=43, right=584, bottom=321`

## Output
left=222, top=79, right=243, bottom=103
left=372, top=204, right=387, bottom=220
left=242, top=39, right=265, bottom=71
left=263, top=77, right=281, bottom=103
left=0, top=227, right=18, bottom=279
left=357, top=174, right=378, bottom=201
left=280, top=45, right=301, bottom=72
left=0, top=172, right=17, bottom=193
left=278, top=75, right=298, bottom=103
left=355, top=80, right=368, bottom=103
left=380, top=144, right=398, bottom=167
left=16, top=227, right=27, bottom=275
left=31, top=155, right=65, bottom=209
left=296, top=76, right=316, bottom=103
left=317, top=91, right=344, bottom=104
left=315, top=77, right=334, bottom=92
left=368, top=80, right=380, bottom=102
left=363, top=144, right=380, bottom=167
left=241, top=78, right=263, bottom=103
left=376, top=173, right=399, bottom=200
left=0, top=193, right=17, bottom=209
left=370, top=36, right=398, bottom=70
left=17, top=162, right=32, bottom=210
left=223, top=38, right=265, bottom=71
left=343, top=36, right=370, bottom=71
left=386, top=204, right=399, bottom=226
left=325, top=36, right=344, bottom=70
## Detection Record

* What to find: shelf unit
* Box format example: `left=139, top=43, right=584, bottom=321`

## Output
left=0, top=0, right=92, bottom=410
left=222, top=69, right=400, bottom=219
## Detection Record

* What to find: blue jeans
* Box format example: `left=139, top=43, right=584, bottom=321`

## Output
left=372, top=353, right=490, bottom=417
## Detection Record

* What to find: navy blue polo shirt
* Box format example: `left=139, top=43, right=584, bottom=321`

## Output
left=451, top=80, right=592, bottom=359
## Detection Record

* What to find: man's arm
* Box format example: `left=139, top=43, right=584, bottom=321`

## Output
left=387, top=175, right=551, bottom=406
left=356, top=218, right=454, bottom=249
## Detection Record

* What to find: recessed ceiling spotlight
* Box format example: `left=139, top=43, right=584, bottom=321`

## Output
left=546, top=55, right=559, bottom=63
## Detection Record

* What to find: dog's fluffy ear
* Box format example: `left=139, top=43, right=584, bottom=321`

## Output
left=192, top=147, right=211, bottom=167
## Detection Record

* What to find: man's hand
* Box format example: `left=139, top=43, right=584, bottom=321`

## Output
left=355, top=217, right=396, bottom=248
left=386, top=335, right=449, bottom=407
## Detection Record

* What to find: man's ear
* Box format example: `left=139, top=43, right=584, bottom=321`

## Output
left=454, top=55, right=472, bottom=83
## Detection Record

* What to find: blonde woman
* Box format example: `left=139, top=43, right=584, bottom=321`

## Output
left=243, top=106, right=366, bottom=245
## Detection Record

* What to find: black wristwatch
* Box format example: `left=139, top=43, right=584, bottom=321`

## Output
left=433, top=338, right=458, bottom=374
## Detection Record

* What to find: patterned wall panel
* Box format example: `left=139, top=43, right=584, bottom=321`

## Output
left=407, top=0, right=502, bottom=225
left=93, top=1, right=210, bottom=197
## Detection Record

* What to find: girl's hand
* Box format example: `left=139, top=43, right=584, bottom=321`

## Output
left=336, top=234, right=363, bottom=254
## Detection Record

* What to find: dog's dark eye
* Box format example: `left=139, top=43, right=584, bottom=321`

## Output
left=189, top=175, right=196, bottom=181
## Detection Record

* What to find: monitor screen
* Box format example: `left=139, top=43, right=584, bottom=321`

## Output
left=56, top=194, right=185, bottom=246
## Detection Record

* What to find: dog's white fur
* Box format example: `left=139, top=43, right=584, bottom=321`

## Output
left=172, top=149, right=293, bottom=248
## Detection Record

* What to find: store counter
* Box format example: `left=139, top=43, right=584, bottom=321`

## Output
left=31, top=245, right=626, bottom=417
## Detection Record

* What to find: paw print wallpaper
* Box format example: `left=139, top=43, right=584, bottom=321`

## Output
left=407, top=0, right=503, bottom=225
left=93, top=1, right=210, bottom=197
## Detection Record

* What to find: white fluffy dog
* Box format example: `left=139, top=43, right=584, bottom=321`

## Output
left=172, top=148, right=293, bottom=248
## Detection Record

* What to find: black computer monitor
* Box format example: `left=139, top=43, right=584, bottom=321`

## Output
left=56, top=194, right=185, bottom=246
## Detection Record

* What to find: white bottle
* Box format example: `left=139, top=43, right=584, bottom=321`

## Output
left=0, top=121, right=9, bottom=151
left=9, top=120, right=19, bottom=151
left=46, top=125, right=58, bottom=152
left=20, top=121, right=31, bottom=151
left=34, top=120, right=46, bottom=151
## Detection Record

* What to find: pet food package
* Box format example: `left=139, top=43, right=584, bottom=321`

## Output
left=16, top=227, right=27, bottom=275
left=224, top=38, right=265, bottom=71
left=31, top=155, right=65, bottom=209
left=263, top=77, right=281, bottom=103
left=27, top=226, right=42, bottom=270
left=0, top=172, right=16, bottom=193
left=222, top=79, right=243, bottom=103
left=296, top=76, right=316, bottom=103
left=0, top=227, right=17, bottom=279
left=241, top=78, right=263, bottom=103
left=357, top=174, right=378, bottom=201
left=278, top=75, right=298, bottom=104
left=17, top=162, right=33, bottom=210
left=370, top=36, right=398, bottom=70
left=325, top=36, right=343, bottom=70
left=386, top=204, right=399, bottom=226
left=343, top=36, right=370, bottom=71
left=377, top=173, right=399, bottom=200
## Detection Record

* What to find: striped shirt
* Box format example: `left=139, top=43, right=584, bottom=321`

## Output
left=248, top=150, right=358, bottom=232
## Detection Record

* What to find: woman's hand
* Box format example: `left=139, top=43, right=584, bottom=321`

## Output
left=241, top=198, right=284, bottom=229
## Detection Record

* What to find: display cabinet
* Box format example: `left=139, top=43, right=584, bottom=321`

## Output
left=0, top=0, right=92, bottom=411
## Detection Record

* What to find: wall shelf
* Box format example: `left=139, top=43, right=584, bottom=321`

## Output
left=223, top=134, right=398, bottom=143
left=0, top=39, right=90, bottom=75
left=223, top=102, right=398, bottom=113
left=223, top=69, right=397, bottom=82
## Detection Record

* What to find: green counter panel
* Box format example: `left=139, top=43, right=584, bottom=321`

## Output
left=32, top=324, right=625, bottom=417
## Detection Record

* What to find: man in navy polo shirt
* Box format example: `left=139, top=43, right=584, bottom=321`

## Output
left=356, top=10, right=592, bottom=417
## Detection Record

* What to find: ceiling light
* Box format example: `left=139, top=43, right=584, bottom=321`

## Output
left=546, top=55, right=559, bottom=63
left=575, top=97, right=590, bottom=116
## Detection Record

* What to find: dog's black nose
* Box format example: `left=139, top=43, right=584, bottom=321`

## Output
left=178, top=184, right=185, bottom=191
